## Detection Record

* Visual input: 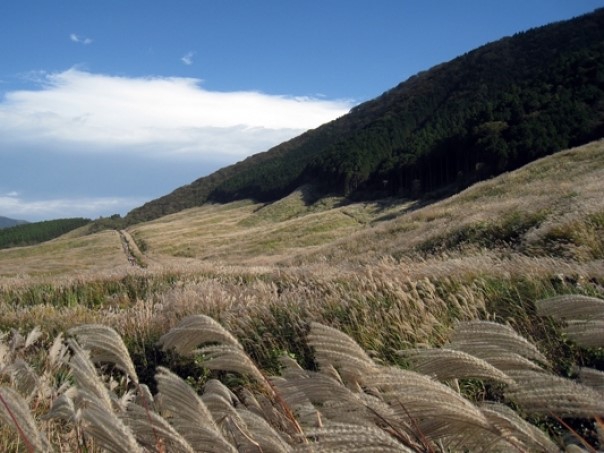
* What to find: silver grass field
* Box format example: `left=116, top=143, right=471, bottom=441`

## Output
left=0, top=141, right=603, bottom=451
left=0, top=295, right=602, bottom=451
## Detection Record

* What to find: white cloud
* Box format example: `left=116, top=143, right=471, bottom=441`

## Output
left=181, top=51, right=195, bottom=65
left=0, top=68, right=353, bottom=160
left=0, top=69, right=353, bottom=220
left=0, top=194, right=145, bottom=221
left=70, top=33, right=92, bottom=45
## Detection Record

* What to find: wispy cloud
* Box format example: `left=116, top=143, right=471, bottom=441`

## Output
left=0, top=68, right=353, bottom=159
left=0, top=193, right=145, bottom=222
left=69, top=33, right=92, bottom=45
left=181, top=51, right=195, bottom=65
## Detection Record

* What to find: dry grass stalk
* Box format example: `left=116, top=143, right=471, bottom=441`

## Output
left=46, top=332, right=69, bottom=372
left=42, top=391, right=77, bottom=422
left=273, top=370, right=425, bottom=450
left=122, top=402, right=195, bottom=453
left=473, top=352, right=547, bottom=374
left=371, top=368, right=495, bottom=448
left=236, top=409, right=292, bottom=453
left=155, top=366, right=236, bottom=452
left=23, top=327, right=43, bottom=351
left=505, top=370, right=604, bottom=417
left=535, top=295, right=604, bottom=320
left=480, top=402, right=560, bottom=453
left=576, top=367, right=604, bottom=393
left=448, top=321, right=549, bottom=366
left=158, top=314, right=243, bottom=356
left=197, top=344, right=267, bottom=385
left=305, top=323, right=502, bottom=448
left=196, top=381, right=265, bottom=452
left=399, top=348, right=514, bottom=384
left=307, top=322, right=378, bottom=384
left=66, top=339, right=114, bottom=412
left=79, top=396, right=142, bottom=453
left=562, top=320, right=604, bottom=348
left=296, top=422, right=416, bottom=452
left=0, top=386, right=50, bottom=452
left=2, top=359, right=40, bottom=400
left=68, top=324, right=139, bottom=384
left=536, top=295, right=604, bottom=348
left=272, top=372, right=356, bottom=409
left=159, top=314, right=304, bottom=438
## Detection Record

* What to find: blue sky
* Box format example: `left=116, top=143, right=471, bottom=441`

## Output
left=1, top=1, right=602, bottom=221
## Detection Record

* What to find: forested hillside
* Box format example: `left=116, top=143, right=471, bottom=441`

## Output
left=0, top=218, right=91, bottom=249
left=126, top=8, right=604, bottom=223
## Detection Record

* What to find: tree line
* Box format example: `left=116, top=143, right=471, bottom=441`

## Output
left=0, top=218, right=91, bottom=249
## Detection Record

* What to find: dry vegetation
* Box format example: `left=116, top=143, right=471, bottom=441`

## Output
left=0, top=297, right=603, bottom=451
left=0, top=141, right=603, bottom=451
left=0, top=230, right=129, bottom=277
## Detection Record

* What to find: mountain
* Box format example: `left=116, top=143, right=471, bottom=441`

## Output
left=0, top=216, right=27, bottom=229
left=126, top=8, right=604, bottom=224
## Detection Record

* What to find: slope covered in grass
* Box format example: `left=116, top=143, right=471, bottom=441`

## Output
left=127, top=193, right=394, bottom=264
left=287, top=139, right=604, bottom=266
left=0, top=229, right=128, bottom=277
left=122, top=140, right=604, bottom=270
left=1, top=139, right=603, bottom=276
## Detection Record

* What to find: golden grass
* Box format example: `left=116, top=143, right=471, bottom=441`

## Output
left=0, top=141, right=603, bottom=358
left=1, top=302, right=603, bottom=451
left=128, top=191, right=395, bottom=264
left=288, top=140, right=604, bottom=265
left=0, top=230, right=129, bottom=277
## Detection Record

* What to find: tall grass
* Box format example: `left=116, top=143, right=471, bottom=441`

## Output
left=1, top=257, right=601, bottom=372
left=0, top=297, right=602, bottom=451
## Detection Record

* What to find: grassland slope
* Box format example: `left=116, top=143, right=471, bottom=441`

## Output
left=122, top=140, right=603, bottom=272
left=1, top=139, right=603, bottom=277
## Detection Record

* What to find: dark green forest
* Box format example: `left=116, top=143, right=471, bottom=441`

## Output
left=0, top=218, right=91, bottom=249
left=126, top=8, right=604, bottom=224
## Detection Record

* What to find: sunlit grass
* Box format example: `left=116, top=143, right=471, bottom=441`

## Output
left=288, top=140, right=604, bottom=264
left=0, top=293, right=602, bottom=451
left=129, top=191, right=390, bottom=264
left=0, top=230, right=127, bottom=277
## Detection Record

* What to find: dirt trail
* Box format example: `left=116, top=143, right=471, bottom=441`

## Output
left=117, top=230, right=147, bottom=267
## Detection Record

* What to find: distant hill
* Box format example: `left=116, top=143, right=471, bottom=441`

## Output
left=0, top=218, right=91, bottom=249
left=126, top=8, right=604, bottom=224
left=0, top=216, right=27, bottom=229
